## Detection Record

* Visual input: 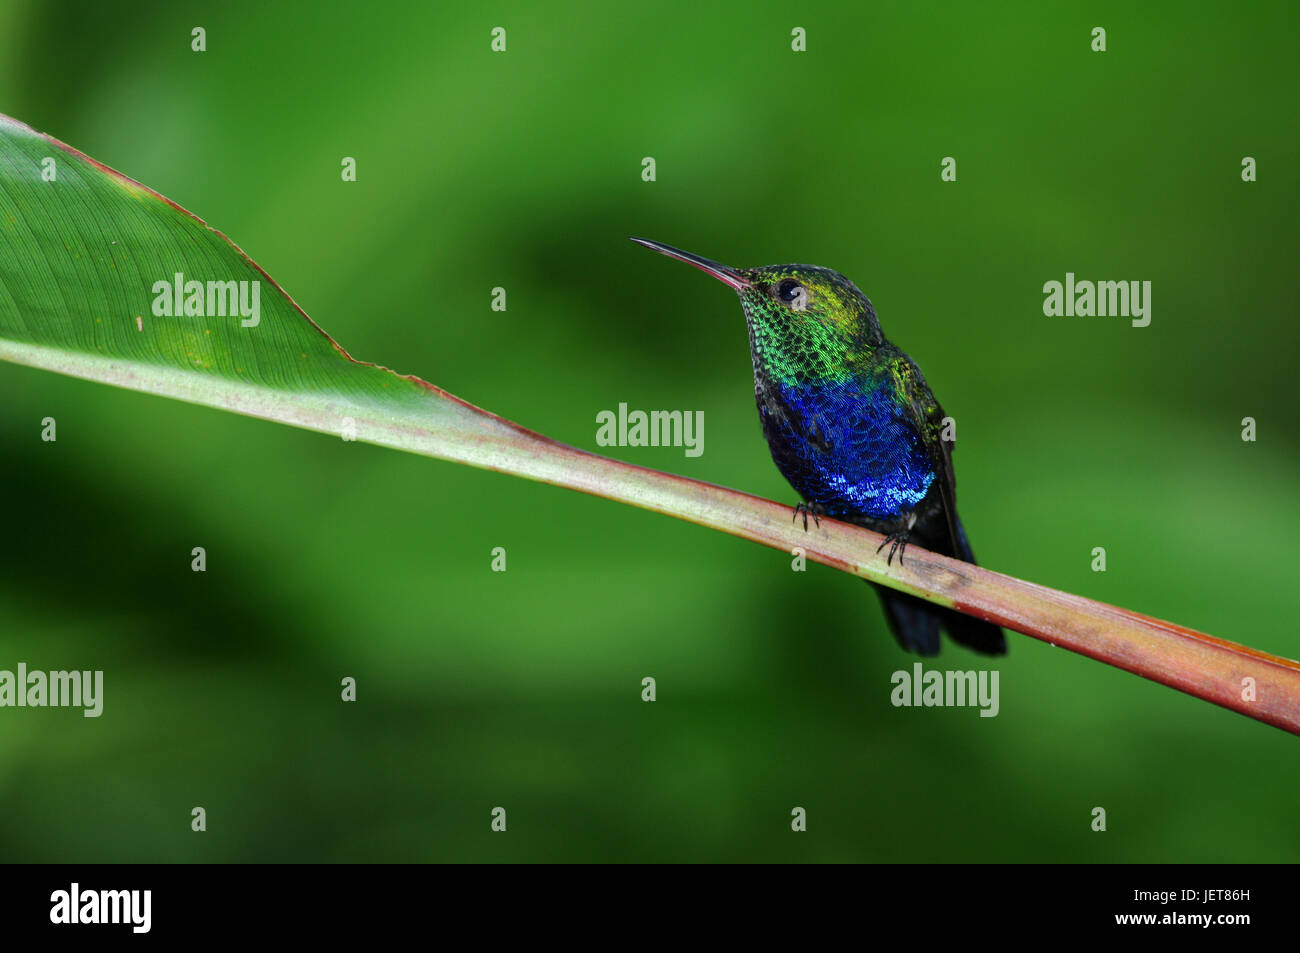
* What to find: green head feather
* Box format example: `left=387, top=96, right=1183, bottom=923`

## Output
left=629, top=239, right=886, bottom=389
left=732, top=264, right=883, bottom=388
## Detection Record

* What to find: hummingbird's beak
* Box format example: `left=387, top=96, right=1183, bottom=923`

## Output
left=630, top=237, right=750, bottom=291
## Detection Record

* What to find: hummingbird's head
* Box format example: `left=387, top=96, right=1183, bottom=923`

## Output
left=631, top=238, right=883, bottom=385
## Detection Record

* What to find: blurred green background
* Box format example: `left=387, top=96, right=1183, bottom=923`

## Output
left=1, top=0, right=1297, bottom=862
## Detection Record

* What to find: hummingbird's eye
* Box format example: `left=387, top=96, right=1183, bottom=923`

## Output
left=776, top=279, right=803, bottom=302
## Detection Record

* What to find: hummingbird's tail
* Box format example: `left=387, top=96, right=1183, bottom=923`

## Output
left=870, top=584, right=1006, bottom=656
left=867, top=516, right=1007, bottom=656
left=871, top=584, right=941, bottom=655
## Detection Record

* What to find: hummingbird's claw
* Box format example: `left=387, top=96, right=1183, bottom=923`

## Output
left=875, top=534, right=907, bottom=565
left=792, top=501, right=823, bottom=531
left=875, top=514, right=916, bottom=566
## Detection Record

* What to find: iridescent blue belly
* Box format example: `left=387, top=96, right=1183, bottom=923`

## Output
left=758, top=381, right=935, bottom=520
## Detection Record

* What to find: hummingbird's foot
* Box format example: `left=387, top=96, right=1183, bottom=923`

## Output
left=875, top=512, right=918, bottom=566
left=876, top=532, right=907, bottom=566
left=792, top=501, right=825, bottom=531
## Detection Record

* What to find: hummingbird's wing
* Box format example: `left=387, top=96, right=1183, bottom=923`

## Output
left=887, top=353, right=963, bottom=556
left=884, top=353, right=1007, bottom=655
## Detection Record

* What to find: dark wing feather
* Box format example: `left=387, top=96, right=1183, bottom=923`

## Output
left=887, top=352, right=962, bottom=555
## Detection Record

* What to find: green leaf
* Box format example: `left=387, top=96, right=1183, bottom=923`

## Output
left=0, top=113, right=523, bottom=466
left=3, top=113, right=1299, bottom=735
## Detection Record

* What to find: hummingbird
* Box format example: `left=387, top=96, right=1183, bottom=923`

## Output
left=632, top=238, right=1005, bottom=656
